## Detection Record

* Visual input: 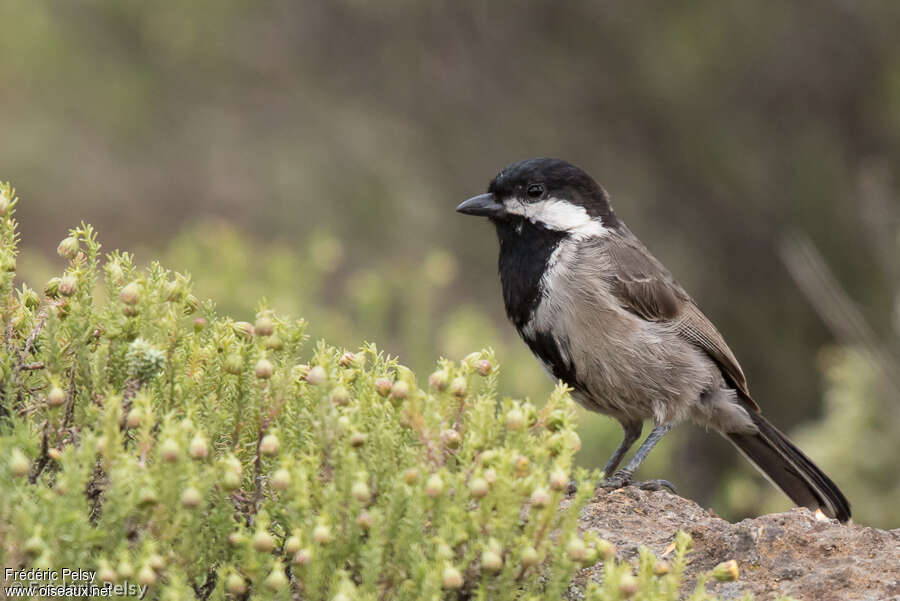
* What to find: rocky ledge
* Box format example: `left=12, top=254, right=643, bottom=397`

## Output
left=570, top=488, right=900, bottom=601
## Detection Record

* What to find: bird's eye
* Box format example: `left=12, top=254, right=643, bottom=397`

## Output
left=526, top=183, right=545, bottom=199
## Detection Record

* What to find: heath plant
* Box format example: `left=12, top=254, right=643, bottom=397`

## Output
left=1, top=182, right=758, bottom=600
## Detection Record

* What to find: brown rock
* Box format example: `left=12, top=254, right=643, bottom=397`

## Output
left=569, top=488, right=900, bottom=601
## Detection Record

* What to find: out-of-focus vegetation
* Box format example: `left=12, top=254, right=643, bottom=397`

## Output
left=2, top=1, right=900, bottom=525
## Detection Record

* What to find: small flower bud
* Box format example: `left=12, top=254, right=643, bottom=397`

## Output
left=619, top=573, right=638, bottom=598
left=549, top=468, right=569, bottom=491
left=476, top=359, right=493, bottom=376
left=284, top=534, right=301, bottom=554
left=356, top=510, right=374, bottom=530
left=48, top=448, right=61, bottom=461
left=181, top=487, right=202, bottom=508
left=107, top=262, right=125, bottom=285
left=546, top=410, right=566, bottom=432
left=138, top=487, right=158, bottom=507
left=521, top=546, right=539, bottom=568
left=264, top=335, right=284, bottom=351
left=271, top=468, right=291, bottom=490
left=224, top=353, right=243, bottom=375
left=374, top=376, right=393, bottom=397
left=58, top=275, right=77, bottom=297
left=313, top=524, right=332, bottom=544
left=566, top=537, right=587, bottom=562
left=482, top=549, right=503, bottom=572
left=117, top=560, right=134, bottom=580
left=428, top=369, right=449, bottom=390
left=137, top=565, right=157, bottom=586
left=403, top=468, right=419, bottom=485
left=147, top=553, right=165, bottom=572
left=449, top=377, right=467, bottom=398
left=126, top=407, right=143, bottom=429
left=483, top=467, right=498, bottom=484
left=254, top=315, right=275, bottom=337
left=520, top=402, right=536, bottom=426
left=596, top=539, right=617, bottom=561
left=255, top=357, right=273, bottom=379
left=469, top=477, right=489, bottom=498
left=159, top=438, right=180, bottom=462
left=57, top=236, right=79, bottom=259
left=349, top=432, right=368, bottom=447
left=330, top=386, right=350, bottom=406
left=98, top=562, right=117, bottom=583
left=227, top=532, right=245, bottom=546
left=222, top=454, right=242, bottom=476
left=47, top=386, right=66, bottom=408
left=253, top=530, right=276, bottom=552
left=265, top=563, right=288, bottom=590
left=225, top=573, right=247, bottom=595
left=260, top=433, right=280, bottom=456
left=339, top=352, right=357, bottom=367
left=0, top=192, right=8, bottom=215
left=441, top=429, right=462, bottom=449
left=530, top=487, right=551, bottom=508
left=442, top=565, right=464, bottom=589
left=23, top=535, right=43, bottom=556
left=188, top=435, right=209, bottom=459
left=425, top=474, right=444, bottom=497
left=120, top=281, right=140, bottom=305
left=390, top=380, right=409, bottom=399
left=567, top=431, right=582, bottom=452
left=193, top=317, right=207, bottom=332
left=233, top=321, right=254, bottom=338
left=352, top=481, right=371, bottom=504
left=505, top=408, right=526, bottom=431
left=306, top=365, right=327, bottom=385
left=514, top=455, right=530, bottom=476
left=184, top=294, right=200, bottom=314
left=22, top=288, right=40, bottom=310
left=654, top=560, right=671, bottom=576
left=293, top=548, right=312, bottom=565
left=712, top=559, right=740, bottom=582
left=436, top=542, right=454, bottom=560
left=44, top=277, right=61, bottom=298
left=222, top=470, right=241, bottom=490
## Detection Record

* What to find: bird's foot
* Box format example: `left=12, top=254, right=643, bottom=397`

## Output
left=634, top=479, right=678, bottom=494
left=598, top=471, right=677, bottom=494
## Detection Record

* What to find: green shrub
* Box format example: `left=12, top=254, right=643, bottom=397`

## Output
left=0, top=182, right=758, bottom=600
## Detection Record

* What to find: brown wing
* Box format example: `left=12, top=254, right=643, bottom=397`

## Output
left=600, top=228, right=757, bottom=408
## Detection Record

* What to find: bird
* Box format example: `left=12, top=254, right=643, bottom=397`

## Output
left=456, top=157, right=851, bottom=522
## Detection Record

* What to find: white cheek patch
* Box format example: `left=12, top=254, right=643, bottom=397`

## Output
left=503, top=197, right=608, bottom=238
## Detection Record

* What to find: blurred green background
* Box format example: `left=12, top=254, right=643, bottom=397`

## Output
left=2, top=1, right=899, bottom=527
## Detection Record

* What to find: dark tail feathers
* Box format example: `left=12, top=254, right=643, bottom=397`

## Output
left=727, top=412, right=851, bottom=522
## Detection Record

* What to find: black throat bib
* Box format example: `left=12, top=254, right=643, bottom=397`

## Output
left=494, top=218, right=566, bottom=329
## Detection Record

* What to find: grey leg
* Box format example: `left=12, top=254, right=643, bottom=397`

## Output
left=601, top=424, right=677, bottom=493
left=602, top=421, right=643, bottom=477
left=568, top=420, right=643, bottom=495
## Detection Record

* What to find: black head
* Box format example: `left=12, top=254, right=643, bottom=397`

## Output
left=456, top=158, right=618, bottom=233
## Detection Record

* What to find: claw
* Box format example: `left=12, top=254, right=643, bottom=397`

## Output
left=598, top=471, right=633, bottom=489
left=637, top=479, right=678, bottom=494
left=596, top=471, right=677, bottom=494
